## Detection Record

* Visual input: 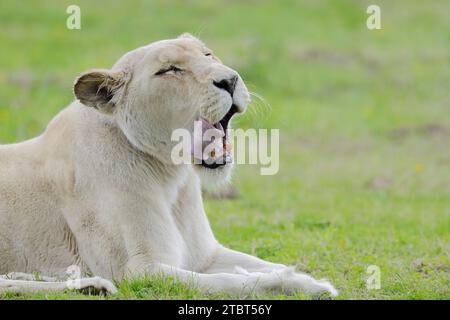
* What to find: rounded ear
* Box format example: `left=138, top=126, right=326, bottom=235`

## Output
left=73, top=69, right=126, bottom=113
left=178, top=32, right=196, bottom=39
left=177, top=32, right=203, bottom=44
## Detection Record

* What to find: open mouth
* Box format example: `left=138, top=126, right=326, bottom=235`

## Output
left=192, top=105, right=238, bottom=169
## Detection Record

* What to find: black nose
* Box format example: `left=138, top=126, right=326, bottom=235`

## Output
left=213, top=76, right=238, bottom=97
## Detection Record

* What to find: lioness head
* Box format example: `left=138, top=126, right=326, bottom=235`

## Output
left=73, top=33, right=250, bottom=185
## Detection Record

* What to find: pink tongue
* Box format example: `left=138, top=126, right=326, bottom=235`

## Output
left=192, top=118, right=225, bottom=161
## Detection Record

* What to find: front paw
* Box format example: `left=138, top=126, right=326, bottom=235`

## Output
left=235, top=266, right=338, bottom=298
left=67, top=276, right=118, bottom=295
left=276, top=268, right=338, bottom=297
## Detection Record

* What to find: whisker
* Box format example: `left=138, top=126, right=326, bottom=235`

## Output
left=193, top=24, right=207, bottom=39
left=243, top=89, right=271, bottom=127
left=250, top=91, right=271, bottom=113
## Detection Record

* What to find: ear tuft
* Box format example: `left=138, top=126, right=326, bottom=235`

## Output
left=73, top=69, right=126, bottom=113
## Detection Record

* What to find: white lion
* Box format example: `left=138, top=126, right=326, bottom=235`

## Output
left=0, top=34, right=337, bottom=297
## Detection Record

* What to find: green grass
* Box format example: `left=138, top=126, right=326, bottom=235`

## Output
left=0, top=0, right=449, bottom=300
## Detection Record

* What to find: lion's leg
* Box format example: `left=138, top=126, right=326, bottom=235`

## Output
left=204, top=245, right=287, bottom=273
left=0, top=274, right=117, bottom=294
left=0, top=278, right=68, bottom=293
left=201, top=245, right=338, bottom=297
left=0, top=272, right=57, bottom=282
left=126, top=260, right=278, bottom=296
left=126, top=257, right=336, bottom=297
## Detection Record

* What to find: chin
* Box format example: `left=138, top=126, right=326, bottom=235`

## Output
left=194, top=162, right=234, bottom=191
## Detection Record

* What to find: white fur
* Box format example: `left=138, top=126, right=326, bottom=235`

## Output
left=0, top=34, right=337, bottom=297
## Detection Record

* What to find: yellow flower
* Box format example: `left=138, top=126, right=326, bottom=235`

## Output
left=414, top=163, right=423, bottom=173
left=0, top=110, right=10, bottom=121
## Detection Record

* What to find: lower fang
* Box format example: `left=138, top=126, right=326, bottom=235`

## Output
left=225, top=142, right=233, bottom=152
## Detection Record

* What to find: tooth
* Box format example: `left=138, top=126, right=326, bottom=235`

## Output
left=216, top=122, right=224, bottom=132
left=193, top=117, right=227, bottom=163
left=224, top=154, right=233, bottom=163
left=200, top=117, right=224, bottom=138
left=224, top=142, right=233, bottom=152
left=211, top=139, right=224, bottom=156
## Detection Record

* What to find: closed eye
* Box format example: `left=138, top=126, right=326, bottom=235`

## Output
left=155, top=65, right=183, bottom=76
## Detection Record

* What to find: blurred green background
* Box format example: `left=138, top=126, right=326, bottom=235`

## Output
left=0, top=0, right=448, bottom=299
